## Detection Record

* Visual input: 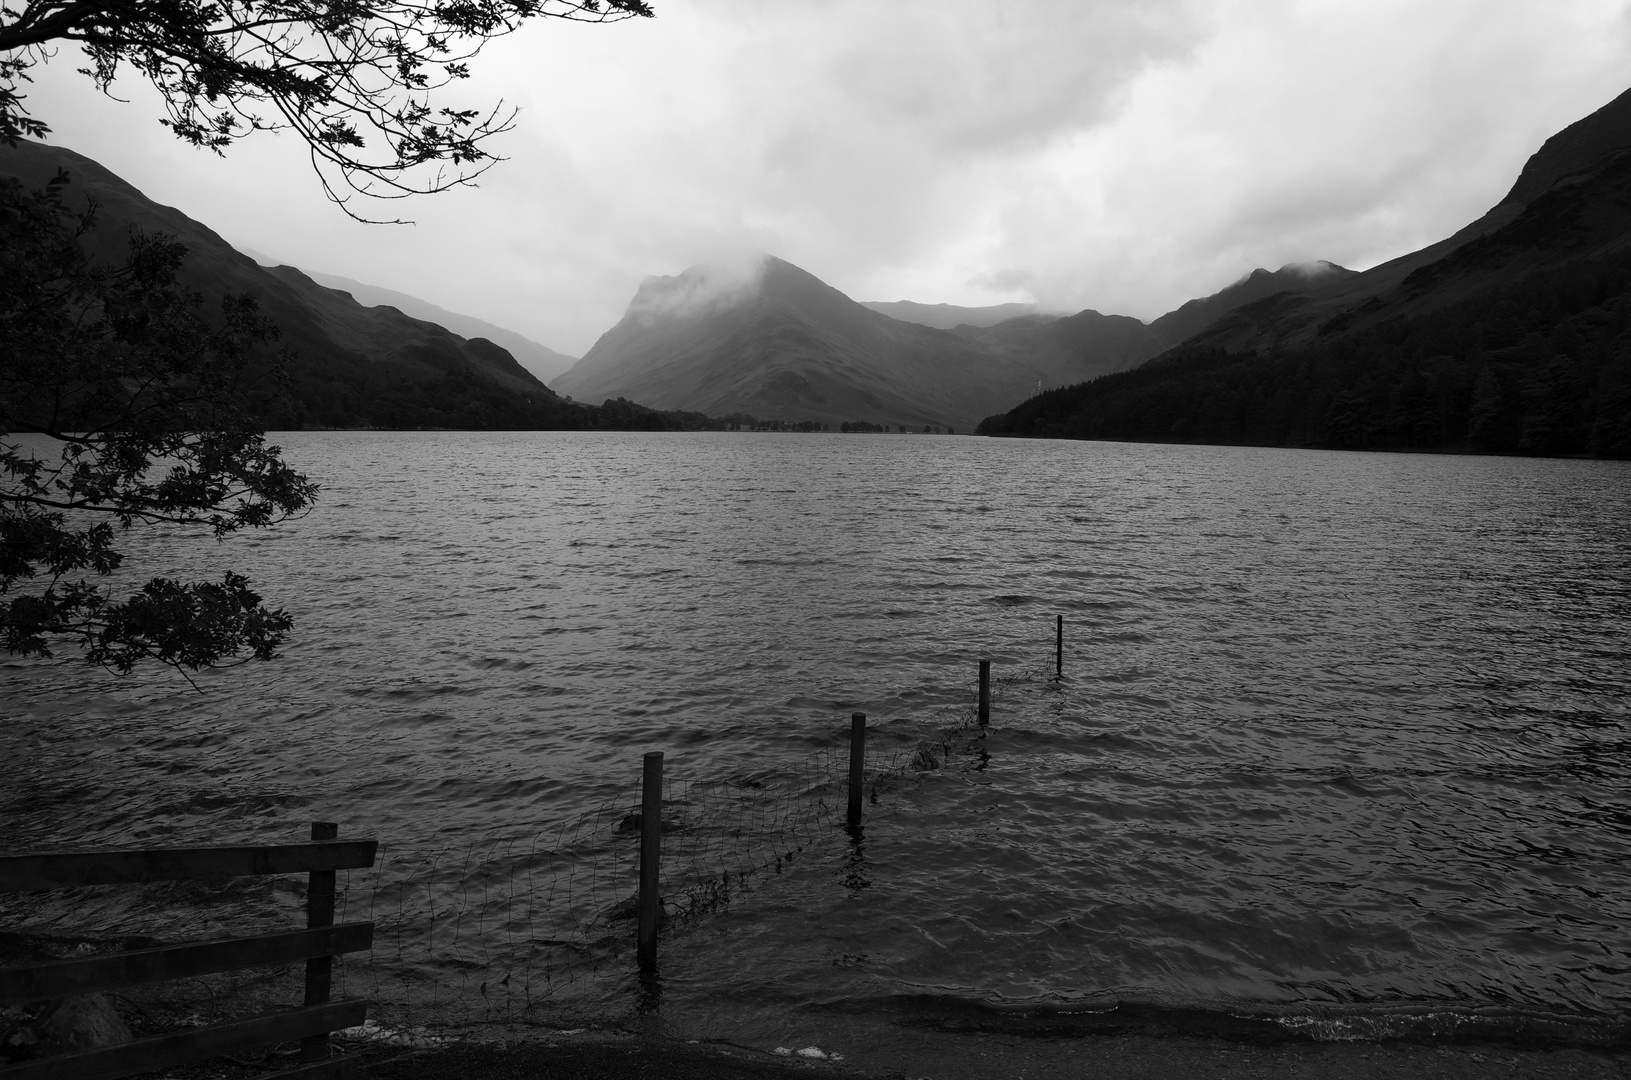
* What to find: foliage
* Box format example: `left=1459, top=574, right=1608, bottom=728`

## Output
left=1, top=170, right=317, bottom=672
left=0, top=0, right=653, bottom=215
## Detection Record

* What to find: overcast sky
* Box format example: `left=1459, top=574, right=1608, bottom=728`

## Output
left=23, top=0, right=1631, bottom=356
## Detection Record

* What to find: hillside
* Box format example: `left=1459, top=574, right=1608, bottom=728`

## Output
left=1143, top=261, right=1356, bottom=354
left=951, top=308, right=1152, bottom=388
left=556, top=254, right=1357, bottom=429
left=277, top=266, right=578, bottom=385
left=0, top=140, right=684, bottom=431
left=938, top=263, right=1356, bottom=391
left=978, top=86, right=1631, bottom=456
left=555, top=258, right=1051, bottom=430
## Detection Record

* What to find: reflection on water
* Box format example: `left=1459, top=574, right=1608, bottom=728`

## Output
left=3, top=432, right=1629, bottom=1043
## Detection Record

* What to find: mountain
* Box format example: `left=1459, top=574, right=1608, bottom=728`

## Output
left=862, top=300, right=1041, bottom=329
left=257, top=263, right=578, bottom=385
left=1143, top=261, right=1355, bottom=353
left=951, top=308, right=1153, bottom=388
left=978, top=86, right=1631, bottom=456
left=556, top=255, right=1369, bottom=428
left=943, top=262, right=1357, bottom=390
left=0, top=140, right=687, bottom=431
left=555, top=257, right=1050, bottom=430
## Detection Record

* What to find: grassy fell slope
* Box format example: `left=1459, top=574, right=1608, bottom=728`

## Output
left=0, top=140, right=634, bottom=430
left=977, top=86, right=1631, bottom=457
left=556, top=257, right=1049, bottom=430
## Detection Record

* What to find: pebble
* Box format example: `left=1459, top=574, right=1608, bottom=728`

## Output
left=773, top=1044, right=842, bottom=1062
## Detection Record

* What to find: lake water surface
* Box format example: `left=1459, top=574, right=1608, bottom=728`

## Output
left=4, top=432, right=1629, bottom=1048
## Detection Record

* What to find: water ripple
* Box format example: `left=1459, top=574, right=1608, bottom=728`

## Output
left=4, top=432, right=1629, bottom=1040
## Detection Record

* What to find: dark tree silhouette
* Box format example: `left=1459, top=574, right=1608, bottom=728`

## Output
left=2, top=170, right=318, bottom=672
left=0, top=0, right=653, bottom=217
left=978, top=247, right=1631, bottom=458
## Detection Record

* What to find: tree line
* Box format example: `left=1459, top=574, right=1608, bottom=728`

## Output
left=979, top=247, right=1631, bottom=457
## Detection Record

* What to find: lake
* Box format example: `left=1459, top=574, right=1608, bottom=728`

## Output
left=4, top=431, right=1629, bottom=1048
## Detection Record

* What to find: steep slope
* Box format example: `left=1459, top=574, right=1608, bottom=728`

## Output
left=1498, top=84, right=1631, bottom=208
left=1144, top=261, right=1355, bottom=352
left=0, top=140, right=658, bottom=430
left=947, top=263, right=1356, bottom=389
left=1145, top=88, right=1631, bottom=361
left=279, top=266, right=578, bottom=385
left=953, top=308, right=1153, bottom=388
left=556, top=258, right=1048, bottom=429
left=979, top=85, right=1631, bottom=456
left=561, top=255, right=1368, bottom=426
left=862, top=300, right=1040, bottom=329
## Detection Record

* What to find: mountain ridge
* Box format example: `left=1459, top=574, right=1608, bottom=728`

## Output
left=861, top=300, right=1042, bottom=329
left=558, top=251, right=1374, bottom=427
left=556, top=257, right=1050, bottom=429
left=977, top=83, right=1631, bottom=457
left=251, top=261, right=579, bottom=386
left=0, top=140, right=692, bottom=431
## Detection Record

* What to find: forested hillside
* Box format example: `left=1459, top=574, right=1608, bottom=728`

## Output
left=2, top=140, right=711, bottom=432
left=978, top=89, right=1631, bottom=458
left=979, top=250, right=1631, bottom=455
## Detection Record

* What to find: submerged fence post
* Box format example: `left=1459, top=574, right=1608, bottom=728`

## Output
left=847, top=712, right=867, bottom=831
left=301, top=821, right=338, bottom=1063
left=978, top=660, right=991, bottom=726
left=637, top=751, right=664, bottom=973
left=1056, top=614, right=1064, bottom=677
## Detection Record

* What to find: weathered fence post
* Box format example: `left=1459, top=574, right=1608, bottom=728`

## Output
left=1056, top=614, right=1064, bottom=677
left=637, top=751, right=664, bottom=973
left=978, top=660, right=991, bottom=726
left=300, top=821, right=338, bottom=1063
left=847, top=712, right=867, bottom=831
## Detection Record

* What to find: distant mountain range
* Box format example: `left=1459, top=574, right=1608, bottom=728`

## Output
left=978, top=84, right=1631, bottom=456
left=0, top=141, right=693, bottom=431
left=859, top=300, right=1040, bottom=329
left=11, top=79, right=1629, bottom=454
left=246, top=261, right=579, bottom=385
left=554, top=258, right=1045, bottom=429
left=553, top=258, right=1363, bottom=430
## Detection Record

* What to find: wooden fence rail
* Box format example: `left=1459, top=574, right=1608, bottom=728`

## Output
left=0, top=823, right=375, bottom=1079
left=0, top=841, right=378, bottom=892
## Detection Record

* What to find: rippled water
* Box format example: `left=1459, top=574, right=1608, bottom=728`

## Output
left=4, top=432, right=1629, bottom=1045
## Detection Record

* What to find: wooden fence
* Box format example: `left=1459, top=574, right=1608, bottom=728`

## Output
left=0, top=823, right=377, bottom=1079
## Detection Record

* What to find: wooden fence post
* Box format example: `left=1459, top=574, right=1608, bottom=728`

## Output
left=1056, top=614, right=1064, bottom=677
left=847, top=713, right=867, bottom=831
left=978, top=661, right=990, bottom=726
left=300, top=821, right=338, bottom=1063
left=637, top=752, right=664, bottom=973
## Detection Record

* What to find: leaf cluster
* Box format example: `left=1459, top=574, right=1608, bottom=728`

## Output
left=0, top=0, right=653, bottom=216
left=1, top=169, right=318, bottom=672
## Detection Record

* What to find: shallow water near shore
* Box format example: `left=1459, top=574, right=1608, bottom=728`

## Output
left=3, top=431, right=1629, bottom=1047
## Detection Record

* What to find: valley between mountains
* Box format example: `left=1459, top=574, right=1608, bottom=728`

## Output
left=5, top=82, right=1631, bottom=453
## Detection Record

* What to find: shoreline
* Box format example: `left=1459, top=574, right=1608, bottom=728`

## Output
left=358, top=1026, right=1631, bottom=1080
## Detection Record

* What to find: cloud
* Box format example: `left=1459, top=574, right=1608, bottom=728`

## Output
left=623, top=254, right=769, bottom=324
left=18, top=0, right=1631, bottom=351
left=965, top=0, right=1631, bottom=318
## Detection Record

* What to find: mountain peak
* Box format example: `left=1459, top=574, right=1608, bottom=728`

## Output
left=1276, top=259, right=1353, bottom=280
left=623, top=255, right=772, bottom=324
left=559, top=255, right=1054, bottom=428
left=1232, top=260, right=1352, bottom=289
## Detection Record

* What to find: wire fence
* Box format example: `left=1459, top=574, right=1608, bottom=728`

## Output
left=1, top=645, right=1065, bottom=1044
left=330, top=652, right=1061, bottom=1033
